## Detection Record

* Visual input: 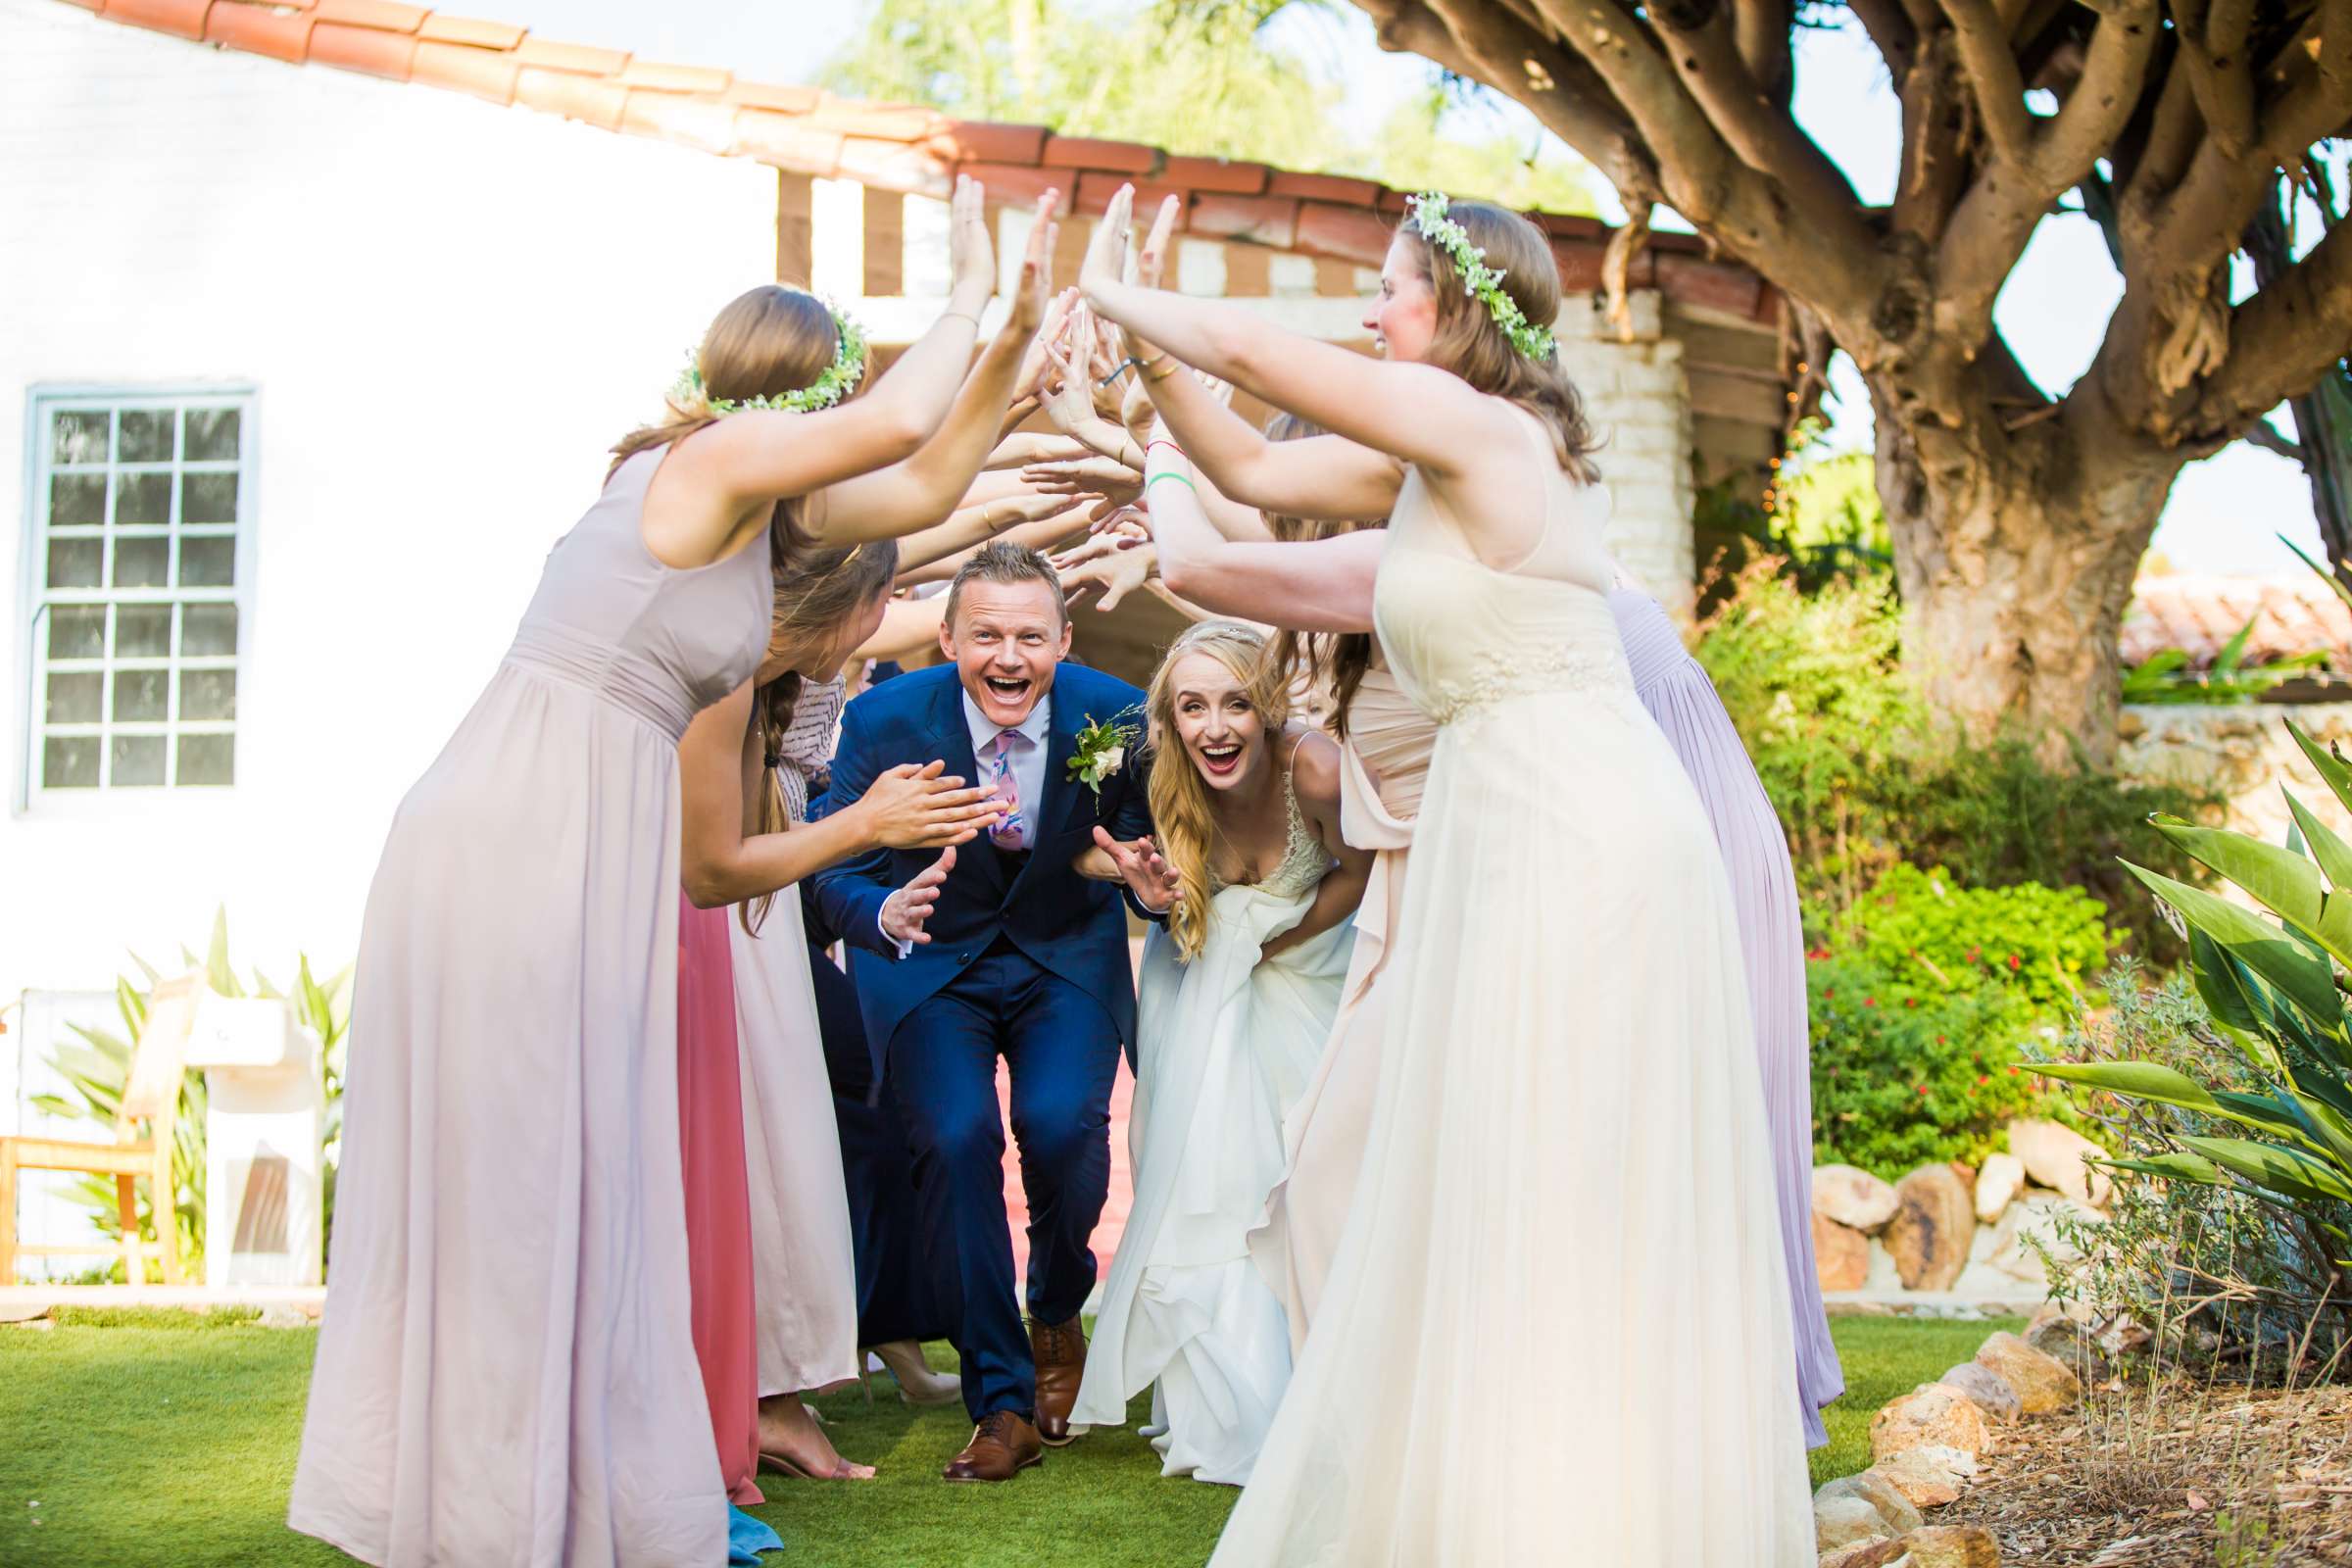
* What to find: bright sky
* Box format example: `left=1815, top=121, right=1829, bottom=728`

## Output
left=485, top=0, right=2326, bottom=577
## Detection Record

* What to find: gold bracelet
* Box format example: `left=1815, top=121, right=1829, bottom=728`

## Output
left=1141, top=353, right=1177, bottom=383
left=944, top=309, right=982, bottom=328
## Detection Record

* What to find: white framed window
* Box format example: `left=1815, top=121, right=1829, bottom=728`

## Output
left=22, top=387, right=254, bottom=800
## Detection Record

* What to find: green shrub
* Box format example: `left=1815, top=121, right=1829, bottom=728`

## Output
left=1834, top=863, right=2119, bottom=1016
left=1807, top=950, right=2070, bottom=1179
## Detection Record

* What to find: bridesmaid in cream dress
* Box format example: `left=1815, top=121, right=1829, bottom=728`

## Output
left=1080, top=187, right=1811, bottom=1564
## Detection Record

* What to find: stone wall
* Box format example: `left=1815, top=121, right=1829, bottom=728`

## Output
left=2116, top=701, right=2352, bottom=847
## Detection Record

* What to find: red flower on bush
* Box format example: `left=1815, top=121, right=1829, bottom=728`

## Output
left=1978, top=1074, right=1990, bottom=1086
left=2006, top=954, right=2022, bottom=970
left=1915, top=1085, right=1931, bottom=1097
left=1967, top=947, right=1982, bottom=961
left=1864, top=996, right=1878, bottom=1008
left=1903, top=998, right=1917, bottom=1008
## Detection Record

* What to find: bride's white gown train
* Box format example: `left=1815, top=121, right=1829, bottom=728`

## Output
left=1208, top=416, right=1812, bottom=1565
left=1072, top=766, right=1353, bottom=1485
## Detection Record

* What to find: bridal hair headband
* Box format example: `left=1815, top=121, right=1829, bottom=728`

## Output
left=1405, top=192, right=1558, bottom=364
left=671, top=299, right=871, bottom=416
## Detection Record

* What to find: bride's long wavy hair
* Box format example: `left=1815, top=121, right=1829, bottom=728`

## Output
left=1146, top=620, right=1291, bottom=963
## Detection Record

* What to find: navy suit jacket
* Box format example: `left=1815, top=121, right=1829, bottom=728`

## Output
left=807, top=662, right=1152, bottom=1079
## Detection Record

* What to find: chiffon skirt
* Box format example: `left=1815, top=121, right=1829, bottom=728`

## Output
left=679, top=892, right=760, bottom=1506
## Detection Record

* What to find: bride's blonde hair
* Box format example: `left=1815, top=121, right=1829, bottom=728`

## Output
left=1146, top=620, right=1291, bottom=962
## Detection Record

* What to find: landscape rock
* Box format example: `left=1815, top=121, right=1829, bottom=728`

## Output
left=1936, top=1362, right=2023, bottom=1423
left=1818, top=1472, right=1924, bottom=1536
left=1816, top=1164, right=1903, bottom=1232
left=1975, top=1330, right=2082, bottom=1414
left=1820, top=1539, right=1913, bottom=1568
left=1817, top=1495, right=1895, bottom=1552
left=1986, top=1194, right=2103, bottom=1285
left=259, top=1303, right=311, bottom=1329
left=2007, top=1119, right=2114, bottom=1207
left=1894, top=1525, right=2001, bottom=1568
left=1870, top=1384, right=1992, bottom=1465
left=1815, top=1210, right=1872, bottom=1292
left=1886, top=1165, right=1976, bottom=1291
left=1873, top=1446, right=1979, bottom=1508
left=1974, top=1152, right=2026, bottom=1222
left=2024, top=1315, right=2111, bottom=1384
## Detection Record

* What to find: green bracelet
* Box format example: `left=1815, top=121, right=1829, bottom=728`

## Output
left=1147, top=471, right=1198, bottom=495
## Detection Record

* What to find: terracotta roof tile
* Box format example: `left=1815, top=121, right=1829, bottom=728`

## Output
left=1551, top=239, right=1607, bottom=293
left=1269, top=171, right=1382, bottom=206
left=412, top=37, right=517, bottom=102
left=307, top=18, right=415, bottom=79
left=2121, top=574, right=2352, bottom=669
left=803, top=99, right=940, bottom=141
left=1539, top=212, right=1610, bottom=242
left=1655, top=251, right=1762, bottom=317
left=733, top=108, right=844, bottom=175
left=416, top=13, right=525, bottom=50
left=514, top=65, right=625, bottom=130
left=1294, top=200, right=1391, bottom=267
left=312, top=0, right=424, bottom=31
left=835, top=133, right=953, bottom=199
left=952, top=161, right=1065, bottom=211
left=57, top=0, right=102, bottom=11
left=1162, top=155, right=1268, bottom=195
left=614, top=59, right=729, bottom=94
left=101, top=0, right=211, bottom=40
left=204, top=1, right=314, bottom=62
left=511, top=35, right=625, bottom=74
left=931, top=120, right=1050, bottom=167
left=1189, top=192, right=1298, bottom=249
left=1073, top=172, right=1184, bottom=217
left=1041, top=134, right=1157, bottom=174
left=724, top=78, right=821, bottom=115
left=618, top=89, right=737, bottom=155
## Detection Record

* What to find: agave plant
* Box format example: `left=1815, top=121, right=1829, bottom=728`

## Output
left=28, top=907, right=350, bottom=1281
left=2041, top=718, right=2352, bottom=1282
left=2118, top=612, right=2328, bottom=706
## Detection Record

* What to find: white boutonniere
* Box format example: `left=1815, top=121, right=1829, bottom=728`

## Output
left=1068, top=706, right=1143, bottom=798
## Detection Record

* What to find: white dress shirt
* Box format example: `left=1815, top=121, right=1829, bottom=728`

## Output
left=879, top=688, right=1053, bottom=956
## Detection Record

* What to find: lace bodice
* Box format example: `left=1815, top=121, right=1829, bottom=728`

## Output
left=1210, top=757, right=1333, bottom=900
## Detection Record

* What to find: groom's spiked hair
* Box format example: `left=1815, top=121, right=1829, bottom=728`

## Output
left=946, top=541, right=1068, bottom=629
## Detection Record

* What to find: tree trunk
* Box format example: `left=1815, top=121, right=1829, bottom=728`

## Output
left=1872, top=392, right=2180, bottom=767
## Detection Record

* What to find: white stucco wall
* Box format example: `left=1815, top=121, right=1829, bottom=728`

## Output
left=0, top=0, right=777, bottom=1015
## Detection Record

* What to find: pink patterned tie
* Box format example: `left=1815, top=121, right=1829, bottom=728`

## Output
left=989, top=730, right=1030, bottom=851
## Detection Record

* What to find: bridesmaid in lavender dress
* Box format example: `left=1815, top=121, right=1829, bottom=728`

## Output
left=291, top=179, right=1026, bottom=1567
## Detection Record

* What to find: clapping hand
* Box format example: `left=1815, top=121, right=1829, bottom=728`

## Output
left=1057, top=540, right=1155, bottom=612
left=947, top=175, right=996, bottom=308
left=1092, top=826, right=1180, bottom=912
left=1006, top=188, right=1062, bottom=336
left=1079, top=184, right=1136, bottom=297
left=881, top=846, right=956, bottom=947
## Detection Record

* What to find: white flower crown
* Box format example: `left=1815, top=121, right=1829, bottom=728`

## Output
left=672, top=301, right=870, bottom=416
left=1405, top=192, right=1558, bottom=364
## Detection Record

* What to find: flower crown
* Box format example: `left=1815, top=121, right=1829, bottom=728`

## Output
left=1406, top=192, right=1557, bottom=363
left=672, top=301, right=870, bottom=416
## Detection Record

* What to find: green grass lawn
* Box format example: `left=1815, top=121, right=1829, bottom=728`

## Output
left=0, top=1309, right=2022, bottom=1567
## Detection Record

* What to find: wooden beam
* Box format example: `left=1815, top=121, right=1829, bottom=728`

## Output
left=1222, top=244, right=1271, bottom=298
left=861, top=187, right=904, bottom=298
left=776, top=171, right=812, bottom=286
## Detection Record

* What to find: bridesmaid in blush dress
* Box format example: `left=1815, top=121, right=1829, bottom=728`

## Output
left=291, top=181, right=1025, bottom=1568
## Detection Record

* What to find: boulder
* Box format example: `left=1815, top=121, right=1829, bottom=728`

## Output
left=1817, top=1495, right=1894, bottom=1552
left=1975, top=1330, right=2082, bottom=1414
left=1986, top=1195, right=2104, bottom=1285
left=1936, top=1362, right=2022, bottom=1423
left=1886, top=1165, right=1975, bottom=1291
left=1974, top=1152, right=2026, bottom=1223
left=1818, top=1472, right=1924, bottom=1536
left=1894, top=1525, right=2001, bottom=1568
left=2024, top=1315, right=2111, bottom=1384
left=1816, top=1164, right=1902, bottom=1232
left=1873, top=1445, right=1978, bottom=1508
left=2007, top=1119, right=2114, bottom=1207
left=1871, top=1384, right=1991, bottom=1464
left=1815, top=1210, right=1872, bottom=1292
left=1820, top=1539, right=1913, bottom=1568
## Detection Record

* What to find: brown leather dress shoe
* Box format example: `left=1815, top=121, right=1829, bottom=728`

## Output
left=942, top=1411, right=1044, bottom=1483
left=1029, top=1315, right=1088, bottom=1446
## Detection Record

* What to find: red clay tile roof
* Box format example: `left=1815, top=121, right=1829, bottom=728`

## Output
left=67, top=0, right=1781, bottom=322
left=2123, top=573, right=2352, bottom=672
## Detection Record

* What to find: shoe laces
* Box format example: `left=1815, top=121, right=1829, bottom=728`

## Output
left=973, top=1410, right=1022, bottom=1444
left=1033, top=1319, right=1080, bottom=1359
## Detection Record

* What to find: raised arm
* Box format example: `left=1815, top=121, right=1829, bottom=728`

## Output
left=1145, top=447, right=1381, bottom=633
left=891, top=489, right=1072, bottom=574
left=1081, top=185, right=1514, bottom=482
left=1139, top=354, right=1401, bottom=524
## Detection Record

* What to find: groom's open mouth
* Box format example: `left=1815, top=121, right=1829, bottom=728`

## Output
left=984, top=674, right=1034, bottom=706
left=1196, top=741, right=1245, bottom=780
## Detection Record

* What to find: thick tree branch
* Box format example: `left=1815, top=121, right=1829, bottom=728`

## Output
left=1646, top=0, right=1869, bottom=220
left=2172, top=0, right=2258, bottom=159
left=1735, top=0, right=1796, bottom=103
left=1844, top=0, right=1922, bottom=78
left=2035, top=0, right=2162, bottom=187
left=1939, top=0, right=2037, bottom=163
left=2194, top=213, right=2352, bottom=439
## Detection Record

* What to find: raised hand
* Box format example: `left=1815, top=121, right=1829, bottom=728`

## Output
left=881, top=846, right=957, bottom=947
left=1016, top=287, right=1082, bottom=404
left=858, top=760, right=1004, bottom=850
left=1007, top=188, right=1061, bottom=336
left=1092, top=826, right=1180, bottom=912
left=1131, top=194, right=1181, bottom=290
left=1078, top=183, right=1135, bottom=295
left=1059, top=541, right=1155, bottom=612
left=1022, top=453, right=1143, bottom=505
left=1051, top=515, right=1151, bottom=568
left=947, top=175, right=996, bottom=307
left=1039, top=331, right=1100, bottom=439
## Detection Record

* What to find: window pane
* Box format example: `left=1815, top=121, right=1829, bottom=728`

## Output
left=183, top=408, right=240, bottom=462
left=116, top=604, right=173, bottom=658
left=180, top=471, right=238, bottom=524
left=51, top=411, right=109, bottom=466
left=46, top=538, right=101, bottom=588
left=178, top=668, right=236, bottom=721
left=115, top=471, right=172, bottom=527
left=45, top=671, right=101, bottom=724
left=50, top=472, right=106, bottom=527
left=111, top=734, right=166, bottom=786
left=181, top=603, right=236, bottom=657
left=43, top=736, right=99, bottom=789
left=176, top=733, right=234, bottom=787
left=119, top=410, right=174, bottom=463
left=113, top=668, right=170, bottom=722
left=47, top=606, right=106, bottom=661
left=113, top=536, right=169, bottom=588
left=179, top=536, right=235, bottom=587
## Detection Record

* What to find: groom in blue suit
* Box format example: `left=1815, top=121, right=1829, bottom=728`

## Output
left=810, top=542, right=1168, bottom=1483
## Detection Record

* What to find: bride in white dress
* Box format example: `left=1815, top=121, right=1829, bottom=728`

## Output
left=1071, top=620, right=1368, bottom=1485
left=1079, top=189, right=1812, bottom=1562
